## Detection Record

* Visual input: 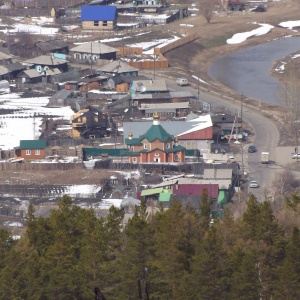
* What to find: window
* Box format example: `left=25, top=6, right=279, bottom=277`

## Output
left=103, top=21, right=108, bottom=27
left=26, top=150, right=31, bottom=155
left=94, top=21, right=99, bottom=26
left=155, top=153, right=159, bottom=157
left=133, top=157, right=137, bottom=163
left=166, top=143, right=170, bottom=149
left=35, top=149, right=40, bottom=155
left=75, top=53, right=80, bottom=59
left=144, top=144, right=147, bottom=149
left=89, top=135, right=95, bottom=140
left=174, top=154, right=179, bottom=162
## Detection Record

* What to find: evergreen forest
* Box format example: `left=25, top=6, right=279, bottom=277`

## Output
left=1, top=192, right=300, bottom=299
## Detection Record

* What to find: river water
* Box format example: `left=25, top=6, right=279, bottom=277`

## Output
left=208, top=36, right=300, bottom=106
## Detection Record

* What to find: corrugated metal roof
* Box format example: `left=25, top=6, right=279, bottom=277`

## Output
left=140, top=102, right=190, bottom=110
left=0, top=51, right=12, bottom=61
left=141, top=188, right=163, bottom=196
left=23, top=55, right=67, bottom=66
left=131, top=79, right=168, bottom=93
left=97, top=61, right=139, bottom=73
left=20, top=69, right=41, bottom=78
left=35, top=39, right=69, bottom=52
left=6, top=62, right=26, bottom=72
left=173, top=183, right=219, bottom=199
left=51, top=89, right=73, bottom=101
left=123, top=116, right=212, bottom=142
left=81, top=5, right=117, bottom=21
left=18, top=140, right=46, bottom=149
left=145, top=108, right=176, bottom=113
left=203, top=168, right=232, bottom=180
left=70, top=42, right=118, bottom=54
left=0, top=65, right=9, bottom=76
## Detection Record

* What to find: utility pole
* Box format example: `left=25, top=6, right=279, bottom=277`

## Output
left=197, top=69, right=200, bottom=100
left=240, top=92, right=244, bottom=176
left=153, top=51, right=156, bottom=80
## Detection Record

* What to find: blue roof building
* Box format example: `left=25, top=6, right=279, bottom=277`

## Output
left=81, top=6, right=117, bottom=30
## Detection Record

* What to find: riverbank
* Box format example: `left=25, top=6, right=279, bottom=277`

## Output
left=161, top=0, right=300, bottom=106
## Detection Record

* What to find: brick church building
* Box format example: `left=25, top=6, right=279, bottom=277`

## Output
left=125, top=113, right=186, bottom=164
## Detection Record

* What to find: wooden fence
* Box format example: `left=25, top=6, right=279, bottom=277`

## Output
left=0, top=162, right=83, bottom=171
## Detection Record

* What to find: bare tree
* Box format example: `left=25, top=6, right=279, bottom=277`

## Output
left=199, top=0, right=219, bottom=23
left=272, top=170, right=299, bottom=200
left=278, top=65, right=300, bottom=151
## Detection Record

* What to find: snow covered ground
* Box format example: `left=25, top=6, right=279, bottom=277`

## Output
left=0, top=93, right=74, bottom=150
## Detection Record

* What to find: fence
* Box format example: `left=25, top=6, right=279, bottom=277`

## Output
left=0, top=162, right=83, bottom=171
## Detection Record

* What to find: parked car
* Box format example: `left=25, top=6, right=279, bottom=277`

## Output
left=248, top=145, right=257, bottom=153
left=249, top=180, right=259, bottom=188
left=291, top=153, right=300, bottom=159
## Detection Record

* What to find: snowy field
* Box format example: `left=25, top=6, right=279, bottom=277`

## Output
left=0, top=93, right=74, bottom=150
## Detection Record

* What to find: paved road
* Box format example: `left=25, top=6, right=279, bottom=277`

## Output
left=147, top=71, right=282, bottom=201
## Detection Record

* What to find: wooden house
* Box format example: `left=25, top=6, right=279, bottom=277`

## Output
left=14, top=140, right=46, bottom=160
left=17, top=69, right=43, bottom=84
left=72, top=106, right=109, bottom=139
left=0, top=51, right=13, bottom=66
left=22, top=55, right=69, bottom=74
left=35, top=39, right=69, bottom=56
left=80, top=5, right=117, bottom=31
left=70, top=42, right=118, bottom=62
left=97, top=61, right=139, bottom=77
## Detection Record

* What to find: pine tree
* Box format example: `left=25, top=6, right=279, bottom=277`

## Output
left=113, top=198, right=154, bottom=299
left=190, top=226, right=230, bottom=299
left=150, top=200, right=197, bottom=299
left=230, top=250, right=262, bottom=300
left=242, top=194, right=261, bottom=240
left=274, top=227, right=300, bottom=299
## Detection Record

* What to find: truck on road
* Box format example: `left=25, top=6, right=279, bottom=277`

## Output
left=261, top=152, right=270, bottom=164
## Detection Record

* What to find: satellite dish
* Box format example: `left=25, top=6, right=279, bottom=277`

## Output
left=140, top=86, right=146, bottom=93
left=36, top=65, right=42, bottom=73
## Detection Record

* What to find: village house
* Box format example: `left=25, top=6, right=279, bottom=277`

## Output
left=72, top=106, right=110, bottom=139
left=124, top=113, right=186, bottom=163
left=139, top=102, right=190, bottom=119
left=35, top=39, right=69, bottom=56
left=106, top=75, right=149, bottom=93
left=80, top=5, right=117, bottom=31
left=22, top=55, right=69, bottom=75
left=96, top=61, right=140, bottom=77
left=70, top=42, right=118, bottom=63
left=0, top=51, right=13, bottom=66
left=130, top=79, right=168, bottom=94
left=14, top=140, right=46, bottom=160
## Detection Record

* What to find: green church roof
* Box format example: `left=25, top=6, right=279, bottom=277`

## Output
left=139, top=124, right=174, bottom=142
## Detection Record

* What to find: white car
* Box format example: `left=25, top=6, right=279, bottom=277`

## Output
left=291, top=153, right=300, bottom=159
left=249, top=181, right=259, bottom=188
